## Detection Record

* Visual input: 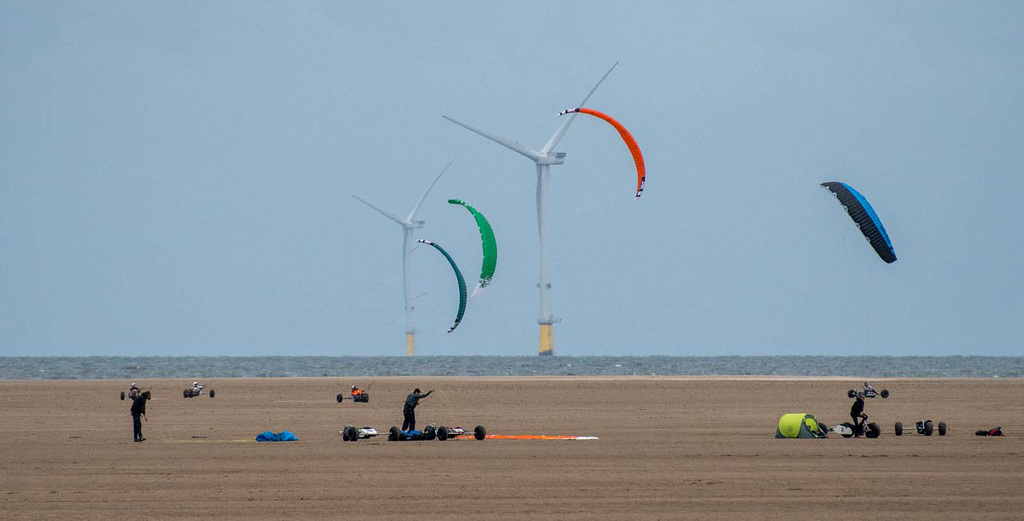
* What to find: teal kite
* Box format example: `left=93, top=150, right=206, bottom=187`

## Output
left=417, top=239, right=467, bottom=333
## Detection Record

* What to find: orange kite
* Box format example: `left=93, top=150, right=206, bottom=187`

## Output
left=559, top=107, right=646, bottom=199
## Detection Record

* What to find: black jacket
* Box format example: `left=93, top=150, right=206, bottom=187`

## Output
left=130, top=395, right=148, bottom=416
left=850, top=397, right=864, bottom=417
left=404, top=390, right=432, bottom=410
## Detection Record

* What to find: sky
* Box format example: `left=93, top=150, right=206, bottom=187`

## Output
left=2, top=1, right=1022, bottom=356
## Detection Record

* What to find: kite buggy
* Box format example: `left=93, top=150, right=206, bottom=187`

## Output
left=387, top=424, right=487, bottom=441
left=337, top=385, right=369, bottom=403
left=183, top=381, right=214, bottom=398
left=340, top=425, right=378, bottom=441
left=120, top=382, right=141, bottom=401
left=847, top=382, right=889, bottom=399
left=895, top=420, right=947, bottom=436
left=832, top=414, right=881, bottom=438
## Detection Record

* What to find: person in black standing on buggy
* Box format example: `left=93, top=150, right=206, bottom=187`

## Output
left=850, top=392, right=867, bottom=437
left=130, top=390, right=151, bottom=442
left=402, top=388, right=433, bottom=432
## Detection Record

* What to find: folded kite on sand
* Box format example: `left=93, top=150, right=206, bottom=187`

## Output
left=255, top=431, right=298, bottom=442
left=775, top=413, right=828, bottom=439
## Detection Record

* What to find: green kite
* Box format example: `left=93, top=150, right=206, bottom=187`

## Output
left=447, top=199, right=497, bottom=298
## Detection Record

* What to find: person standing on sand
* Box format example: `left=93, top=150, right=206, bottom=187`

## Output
left=131, top=391, right=151, bottom=442
left=850, top=392, right=866, bottom=437
left=402, top=388, right=433, bottom=432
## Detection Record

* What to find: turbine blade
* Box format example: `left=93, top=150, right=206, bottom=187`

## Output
left=443, top=115, right=541, bottom=162
left=352, top=195, right=405, bottom=225
left=540, top=61, right=619, bottom=155
left=407, top=162, right=451, bottom=222
left=577, top=61, right=620, bottom=107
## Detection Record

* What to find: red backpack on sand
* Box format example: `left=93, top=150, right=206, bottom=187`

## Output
left=975, top=427, right=1004, bottom=436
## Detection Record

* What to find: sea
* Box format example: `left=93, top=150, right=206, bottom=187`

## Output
left=1, top=356, right=1022, bottom=380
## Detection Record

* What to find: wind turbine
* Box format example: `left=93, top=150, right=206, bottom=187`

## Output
left=443, top=63, right=619, bottom=356
left=353, top=163, right=450, bottom=356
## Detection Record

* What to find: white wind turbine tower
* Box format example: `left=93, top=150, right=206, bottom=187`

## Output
left=443, top=63, right=618, bottom=356
left=353, top=163, right=450, bottom=356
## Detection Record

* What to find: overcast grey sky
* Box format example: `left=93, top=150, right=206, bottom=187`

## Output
left=2, top=2, right=1022, bottom=356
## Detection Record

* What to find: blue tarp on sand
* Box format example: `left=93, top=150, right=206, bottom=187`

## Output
left=255, top=430, right=298, bottom=442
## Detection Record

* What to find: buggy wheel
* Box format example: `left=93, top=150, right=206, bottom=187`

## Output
left=847, top=389, right=856, bottom=398
left=208, top=389, right=214, bottom=398
left=337, top=393, right=343, bottom=403
left=880, top=389, right=889, bottom=398
left=342, top=428, right=350, bottom=441
left=938, top=421, right=947, bottom=436
left=388, top=426, right=400, bottom=441
left=838, top=422, right=854, bottom=438
left=423, top=425, right=436, bottom=440
left=120, top=391, right=125, bottom=401
left=895, top=422, right=903, bottom=436
left=924, top=420, right=934, bottom=436
left=865, top=422, right=880, bottom=438
left=474, top=425, right=487, bottom=441
left=347, top=426, right=358, bottom=442
left=183, top=389, right=189, bottom=398
left=437, top=426, right=449, bottom=441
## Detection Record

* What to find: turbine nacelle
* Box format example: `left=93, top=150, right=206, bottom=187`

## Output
left=537, top=153, right=566, bottom=165
left=442, top=116, right=568, bottom=166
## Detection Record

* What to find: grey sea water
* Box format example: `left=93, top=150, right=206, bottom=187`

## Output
left=1, top=356, right=1022, bottom=380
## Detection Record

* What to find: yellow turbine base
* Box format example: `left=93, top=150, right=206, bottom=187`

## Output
left=538, top=324, right=554, bottom=356
left=405, top=334, right=416, bottom=357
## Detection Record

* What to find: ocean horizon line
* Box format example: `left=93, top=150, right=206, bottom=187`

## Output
left=2, top=355, right=1022, bottom=380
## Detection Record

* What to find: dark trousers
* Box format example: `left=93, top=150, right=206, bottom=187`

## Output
left=133, top=413, right=143, bottom=441
left=402, top=406, right=415, bottom=432
left=852, top=414, right=865, bottom=436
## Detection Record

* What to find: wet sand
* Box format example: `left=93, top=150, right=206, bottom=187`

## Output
left=1, top=377, right=1022, bottom=519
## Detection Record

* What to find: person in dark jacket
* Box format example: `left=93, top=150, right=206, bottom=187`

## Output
left=402, top=388, right=433, bottom=432
left=130, top=391, right=151, bottom=442
left=850, top=392, right=866, bottom=437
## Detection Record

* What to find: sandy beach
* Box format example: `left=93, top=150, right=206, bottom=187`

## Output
left=1, top=376, right=1022, bottom=519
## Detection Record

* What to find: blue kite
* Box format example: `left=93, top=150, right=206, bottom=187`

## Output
left=255, top=430, right=298, bottom=442
left=821, top=182, right=897, bottom=263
